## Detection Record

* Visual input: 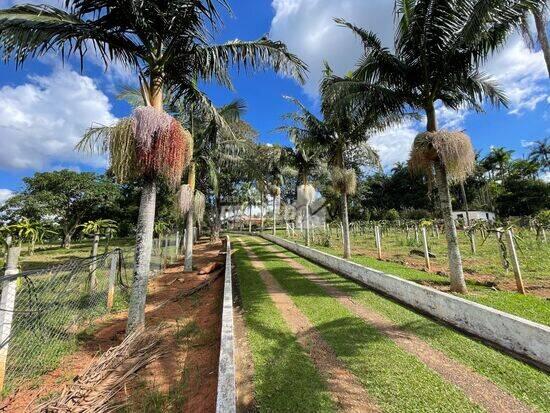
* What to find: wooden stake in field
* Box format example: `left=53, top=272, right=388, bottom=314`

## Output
left=505, top=230, right=526, bottom=294
left=107, top=252, right=119, bottom=311
left=421, top=227, right=431, bottom=271
left=375, top=225, right=382, bottom=260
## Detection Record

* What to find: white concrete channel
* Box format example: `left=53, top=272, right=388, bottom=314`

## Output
left=216, top=236, right=236, bottom=413
left=261, top=233, right=550, bottom=370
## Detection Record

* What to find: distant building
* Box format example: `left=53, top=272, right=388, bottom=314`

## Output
left=452, top=210, right=495, bottom=222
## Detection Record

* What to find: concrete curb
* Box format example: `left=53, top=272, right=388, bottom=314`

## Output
left=216, top=236, right=236, bottom=413
left=262, top=234, right=550, bottom=369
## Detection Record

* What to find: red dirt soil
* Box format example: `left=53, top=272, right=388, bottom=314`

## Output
left=2, top=240, right=225, bottom=413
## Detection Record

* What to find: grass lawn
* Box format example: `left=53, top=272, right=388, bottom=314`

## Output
left=233, top=243, right=336, bottom=412
left=273, top=231, right=550, bottom=326
left=264, top=240, right=550, bottom=412
left=241, top=236, right=485, bottom=413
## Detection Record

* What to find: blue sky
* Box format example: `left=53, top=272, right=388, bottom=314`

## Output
left=0, top=0, right=548, bottom=202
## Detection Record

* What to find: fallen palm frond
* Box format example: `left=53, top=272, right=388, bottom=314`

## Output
left=37, top=327, right=163, bottom=413
left=331, top=167, right=357, bottom=195
left=176, top=184, right=194, bottom=215
left=409, top=131, right=475, bottom=183
left=297, top=184, right=316, bottom=204
left=194, top=190, right=206, bottom=225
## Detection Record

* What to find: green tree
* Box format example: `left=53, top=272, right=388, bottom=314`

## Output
left=0, top=1, right=307, bottom=332
left=528, top=137, right=550, bottom=172
left=323, top=0, right=543, bottom=292
left=0, top=170, right=120, bottom=248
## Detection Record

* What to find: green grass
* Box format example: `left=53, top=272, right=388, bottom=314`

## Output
left=233, top=243, right=335, bottom=413
left=273, top=232, right=550, bottom=326
left=264, top=240, right=550, bottom=412
left=241, top=236, right=484, bottom=413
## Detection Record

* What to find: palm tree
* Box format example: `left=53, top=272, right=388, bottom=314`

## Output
left=281, top=138, right=321, bottom=246
left=528, top=137, right=550, bottom=171
left=520, top=3, right=550, bottom=77
left=489, top=147, right=514, bottom=179
left=324, top=0, right=542, bottom=292
left=282, top=94, right=383, bottom=259
left=0, top=1, right=307, bottom=332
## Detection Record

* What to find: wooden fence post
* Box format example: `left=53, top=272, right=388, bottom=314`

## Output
left=414, top=225, right=419, bottom=244
left=375, top=225, right=382, bottom=260
left=0, top=246, right=21, bottom=391
left=505, top=230, right=526, bottom=294
left=421, top=227, right=431, bottom=271
left=88, top=234, right=100, bottom=291
left=107, top=252, right=118, bottom=311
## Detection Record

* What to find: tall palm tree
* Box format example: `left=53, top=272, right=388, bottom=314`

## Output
left=488, top=147, right=514, bottom=179
left=281, top=135, right=322, bottom=245
left=528, top=137, right=550, bottom=171
left=282, top=94, right=384, bottom=258
left=324, top=0, right=543, bottom=292
left=0, top=1, right=307, bottom=332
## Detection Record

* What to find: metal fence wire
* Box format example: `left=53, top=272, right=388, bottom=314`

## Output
left=0, top=231, right=183, bottom=393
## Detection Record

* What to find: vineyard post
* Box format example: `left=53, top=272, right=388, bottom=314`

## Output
left=375, top=225, right=382, bottom=260
left=107, top=252, right=119, bottom=311
left=505, top=230, right=526, bottom=294
left=0, top=246, right=21, bottom=391
left=421, top=227, right=431, bottom=271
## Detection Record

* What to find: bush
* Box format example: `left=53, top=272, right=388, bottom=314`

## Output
left=400, top=208, right=432, bottom=220
left=384, top=209, right=400, bottom=221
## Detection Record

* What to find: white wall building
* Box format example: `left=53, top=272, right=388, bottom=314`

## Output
left=452, top=210, right=496, bottom=222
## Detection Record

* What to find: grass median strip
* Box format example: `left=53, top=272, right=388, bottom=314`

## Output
left=233, top=243, right=335, bottom=413
left=241, top=236, right=483, bottom=413
left=264, top=239, right=550, bottom=412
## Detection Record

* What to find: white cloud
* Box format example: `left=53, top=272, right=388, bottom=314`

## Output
left=0, top=66, right=116, bottom=170
left=0, top=189, right=14, bottom=205
left=270, top=0, right=395, bottom=98
left=370, top=120, right=418, bottom=170
left=484, top=35, right=548, bottom=115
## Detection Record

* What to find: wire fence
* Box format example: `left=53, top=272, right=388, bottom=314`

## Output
left=0, top=231, right=184, bottom=393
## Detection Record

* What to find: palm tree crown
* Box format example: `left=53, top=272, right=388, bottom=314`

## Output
left=0, top=1, right=307, bottom=104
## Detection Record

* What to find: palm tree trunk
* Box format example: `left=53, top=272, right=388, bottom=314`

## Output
left=435, top=163, right=468, bottom=293
left=184, top=161, right=196, bottom=272
left=534, top=9, right=550, bottom=78
left=248, top=202, right=253, bottom=233
left=126, top=75, right=163, bottom=334
left=342, top=193, right=351, bottom=259
left=305, top=202, right=310, bottom=246
left=127, top=179, right=157, bottom=332
left=272, top=196, right=276, bottom=236
left=459, top=182, right=470, bottom=226
left=260, top=191, right=265, bottom=232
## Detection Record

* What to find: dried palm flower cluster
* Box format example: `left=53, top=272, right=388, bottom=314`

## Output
left=176, top=184, right=194, bottom=215
left=133, top=107, right=192, bottom=188
left=270, top=185, right=281, bottom=197
left=37, top=327, right=162, bottom=413
left=297, top=184, right=316, bottom=205
left=194, top=190, right=206, bottom=224
left=80, top=106, right=191, bottom=188
left=409, top=131, right=475, bottom=183
left=331, top=168, right=357, bottom=195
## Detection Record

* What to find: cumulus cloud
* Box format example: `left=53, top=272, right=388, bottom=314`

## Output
left=270, top=0, right=548, bottom=168
left=0, top=66, right=116, bottom=170
left=0, top=189, right=14, bottom=205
